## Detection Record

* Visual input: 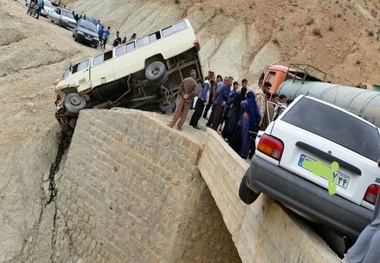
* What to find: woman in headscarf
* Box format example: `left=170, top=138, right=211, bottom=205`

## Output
left=222, top=87, right=247, bottom=141
left=229, top=91, right=261, bottom=159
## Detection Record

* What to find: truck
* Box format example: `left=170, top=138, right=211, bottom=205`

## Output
left=54, top=19, right=203, bottom=131
left=258, top=63, right=380, bottom=127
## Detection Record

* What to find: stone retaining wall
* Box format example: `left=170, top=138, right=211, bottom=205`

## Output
left=56, top=108, right=240, bottom=263
left=198, top=129, right=340, bottom=263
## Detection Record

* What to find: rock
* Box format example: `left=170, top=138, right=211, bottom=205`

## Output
left=25, top=102, right=36, bottom=112
left=53, top=78, right=61, bottom=85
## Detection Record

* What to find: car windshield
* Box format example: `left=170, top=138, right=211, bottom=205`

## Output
left=62, top=10, right=74, bottom=19
left=281, top=96, right=380, bottom=161
left=79, top=20, right=97, bottom=32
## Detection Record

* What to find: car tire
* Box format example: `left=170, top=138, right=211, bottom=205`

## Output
left=63, top=93, right=87, bottom=113
left=159, top=93, right=178, bottom=114
left=239, top=170, right=260, bottom=205
left=145, top=61, right=167, bottom=84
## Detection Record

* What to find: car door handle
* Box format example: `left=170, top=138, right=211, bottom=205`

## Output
left=296, top=141, right=362, bottom=175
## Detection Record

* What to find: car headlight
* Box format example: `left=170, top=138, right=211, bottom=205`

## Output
left=94, top=37, right=99, bottom=41
left=77, top=31, right=84, bottom=35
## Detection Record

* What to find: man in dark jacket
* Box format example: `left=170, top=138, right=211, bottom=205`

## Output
left=210, top=76, right=232, bottom=131
left=189, top=72, right=215, bottom=129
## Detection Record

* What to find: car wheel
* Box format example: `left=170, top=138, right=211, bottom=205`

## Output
left=239, top=170, right=260, bottom=205
left=145, top=61, right=167, bottom=84
left=159, top=93, right=178, bottom=114
left=63, top=93, right=86, bottom=113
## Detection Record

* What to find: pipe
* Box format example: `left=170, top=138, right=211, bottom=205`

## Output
left=277, top=79, right=380, bottom=127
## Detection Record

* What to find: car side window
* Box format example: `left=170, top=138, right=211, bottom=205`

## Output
left=136, top=36, right=149, bottom=47
left=266, top=101, right=284, bottom=123
left=63, top=68, right=70, bottom=79
left=72, top=59, right=89, bottom=73
left=149, top=32, right=160, bottom=42
left=93, top=54, right=103, bottom=67
left=126, top=42, right=135, bottom=53
left=162, top=26, right=173, bottom=37
left=173, top=20, right=186, bottom=31
left=115, top=46, right=125, bottom=56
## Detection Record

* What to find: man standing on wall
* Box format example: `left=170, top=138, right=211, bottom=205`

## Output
left=254, top=81, right=272, bottom=130
left=210, top=76, right=233, bottom=131
left=189, top=72, right=215, bottom=129
left=202, top=72, right=218, bottom=120
left=168, top=70, right=198, bottom=131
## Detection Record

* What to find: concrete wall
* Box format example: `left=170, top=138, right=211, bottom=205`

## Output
left=198, top=129, right=340, bottom=263
left=56, top=108, right=240, bottom=263
left=56, top=108, right=341, bottom=263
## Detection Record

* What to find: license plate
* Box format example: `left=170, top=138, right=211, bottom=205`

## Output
left=298, top=154, right=350, bottom=189
left=85, top=36, right=92, bottom=41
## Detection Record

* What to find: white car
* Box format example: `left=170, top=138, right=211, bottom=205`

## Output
left=239, top=95, right=380, bottom=241
left=49, top=7, right=76, bottom=30
left=40, top=0, right=54, bottom=17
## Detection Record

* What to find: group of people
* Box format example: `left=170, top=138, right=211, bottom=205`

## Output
left=168, top=70, right=292, bottom=160
left=97, top=25, right=137, bottom=49
left=26, top=0, right=44, bottom=19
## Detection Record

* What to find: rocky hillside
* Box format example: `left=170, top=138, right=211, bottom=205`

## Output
left=68, top=0, right=380, bottom=87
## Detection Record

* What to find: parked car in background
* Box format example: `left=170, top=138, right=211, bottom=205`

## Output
left=239, top=95, right=380, bottom=241
left=40, top=0, right=54, bottom=17
left=49, top=7, right=76, bottom=29
left=72, top=19, right=99, bottom=48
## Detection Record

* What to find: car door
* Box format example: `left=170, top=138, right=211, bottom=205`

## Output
left=68, top=58, right=92, bottom=92
left=255, top=100, right=285, bottom=147
left=49, top=7, right=60, bottom=23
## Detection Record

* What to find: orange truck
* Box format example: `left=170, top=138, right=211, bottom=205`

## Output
left=258, top=63, right=380, bottom=127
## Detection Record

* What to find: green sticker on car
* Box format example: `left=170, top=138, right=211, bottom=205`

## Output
left=298, top=154, right=350, bottom=195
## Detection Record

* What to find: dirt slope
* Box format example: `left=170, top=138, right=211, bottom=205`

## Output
left=1, top=0, right=380, bottom=261
left=68, top=0, right=380, bottom=86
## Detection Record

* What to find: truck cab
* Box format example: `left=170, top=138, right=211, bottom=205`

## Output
left=259, top=64, right=326, bottom=96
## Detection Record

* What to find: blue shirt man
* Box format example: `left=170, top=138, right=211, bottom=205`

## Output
left=189, top=74, right=215, bottom=129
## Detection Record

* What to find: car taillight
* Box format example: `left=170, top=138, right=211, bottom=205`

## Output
left=257, top=134, right=284, bottom=161
left=363, top=184, right=380, bottom=205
